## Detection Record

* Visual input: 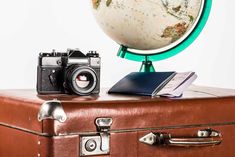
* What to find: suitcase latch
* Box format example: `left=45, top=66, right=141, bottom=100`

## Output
left=80, top=118, right=112, bottom=156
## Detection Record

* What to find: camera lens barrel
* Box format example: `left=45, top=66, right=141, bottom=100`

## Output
left=66, top=66, right=98, bottom=95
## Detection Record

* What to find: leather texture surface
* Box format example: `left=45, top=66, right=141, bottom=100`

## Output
left=0, top=86, right=235, bottom=156
left=39, top=135, right=79, bottom=157
left=136, top=125, right=235, bottom=157
left=0, top=125, right=39, bottom=157
left=1, top=124, right=234, bottom=157
left=0, top=86, right=235, bottom=135
left=0, top=124, right=79, bottom=157
left=109, top=125, right=235, bottom=157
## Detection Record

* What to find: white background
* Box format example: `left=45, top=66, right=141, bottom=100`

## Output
left=0, top=0, right=234, bottom=89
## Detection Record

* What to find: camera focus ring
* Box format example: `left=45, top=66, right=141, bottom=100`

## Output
left=66, top=66, right=98, bottom=95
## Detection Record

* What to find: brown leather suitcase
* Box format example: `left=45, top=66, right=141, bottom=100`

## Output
left=0, top=86, right=235, bottom=157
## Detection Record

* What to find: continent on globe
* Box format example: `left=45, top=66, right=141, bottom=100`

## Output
left=91, top=0, right=204, bottom=52
left=161, top=22, right=188, bottom=42
left=92, top=0, right=112, bottom=9
left=92, top=0, right=100, bottom=9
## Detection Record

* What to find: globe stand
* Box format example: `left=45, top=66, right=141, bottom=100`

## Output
left=116, top=0, right=212, bottom=73
left=108, top=0, right=212, bottom=95
left=118, top=46, right=156, bottom=72
left=140, top=60, right=155, bottom=72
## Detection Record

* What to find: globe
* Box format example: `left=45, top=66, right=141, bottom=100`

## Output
left=90, top=0, right=212, bottom=71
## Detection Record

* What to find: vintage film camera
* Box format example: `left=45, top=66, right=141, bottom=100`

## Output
left=37, top=49, right=100, bottom=95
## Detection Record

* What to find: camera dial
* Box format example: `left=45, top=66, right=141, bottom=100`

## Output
left=87, top=51, right=99, bottom=58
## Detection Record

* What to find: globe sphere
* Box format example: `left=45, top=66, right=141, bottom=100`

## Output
left=91, top=0, right=204, bottom=53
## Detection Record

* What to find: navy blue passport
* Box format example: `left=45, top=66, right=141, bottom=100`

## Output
left=108, top=72, right=176, bottom=96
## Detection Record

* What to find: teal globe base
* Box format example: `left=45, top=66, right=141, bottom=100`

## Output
left=140, top=61, right=155, bottom=72
left=117, top=0, right=212, bottom=72
left=118, top=46, right=156, bottom=72
left=118, top=46, right=157, bottom=72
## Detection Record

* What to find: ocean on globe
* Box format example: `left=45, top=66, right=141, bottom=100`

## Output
left=91, top=0, right=204, bottom=53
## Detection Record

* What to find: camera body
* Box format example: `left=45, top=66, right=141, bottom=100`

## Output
left=37, top=49, right=100, bottom=95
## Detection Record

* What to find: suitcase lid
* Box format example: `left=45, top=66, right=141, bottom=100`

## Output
left=0, top=86, right=235, bottom=136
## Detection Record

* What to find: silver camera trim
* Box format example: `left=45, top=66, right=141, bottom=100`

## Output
left=68, top=58, right=89, bottom=65
left=41, top=57, right=62, bottom=66
left=90, top=58, right=101, bottom=67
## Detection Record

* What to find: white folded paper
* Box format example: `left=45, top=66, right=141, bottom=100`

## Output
left=157, top=72, right=197, bottom=98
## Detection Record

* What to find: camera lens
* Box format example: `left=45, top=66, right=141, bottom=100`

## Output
left=75, top=72, right=94, bottom=89
left=66, top=66, right=97, bottom=95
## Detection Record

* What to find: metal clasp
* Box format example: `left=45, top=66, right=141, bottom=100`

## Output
left=80, top=118, right=112, bottom=156
left=95, top=118, right=113, bottom=152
